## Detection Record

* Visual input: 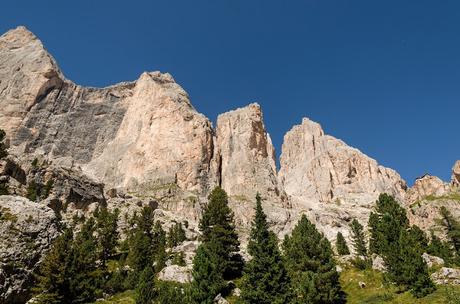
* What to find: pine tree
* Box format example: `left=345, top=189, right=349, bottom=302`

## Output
left=68, top=217, right=102, bottom=303
left=95, top=207, right=120, bottom=269
left=350, top=219, right=368, bottom=257
left=440, top=206, right=460, bottom=257
left=0, top=129, right=7, bottom=160
left=283, top=214, right=345, bottom=304
left=167, top=222, right=187, bottom=248
left=368, top=193, right=435, bottom=297
left=152, top=220, right=167, bottom=271
left=34, top=229, right=73, bottom=304
left=191, top=238, right=227, bottom=304
left=198, top=186, right=242, bottom=279
left=135, top=265, right=155, bottom=304
left=240, top=194, right=291, bottom=304
left=396, top=229, right=436, bottom=297
left=128, top=206, right=155, bottom=274
left=427, top=232, right=454, bottom=265
left=368, top=193, right=409, bottom=255
left=336, top=232, right=350, bottom=255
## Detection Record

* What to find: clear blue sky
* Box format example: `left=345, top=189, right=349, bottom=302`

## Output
left=1, top=0, right=458, bottom=184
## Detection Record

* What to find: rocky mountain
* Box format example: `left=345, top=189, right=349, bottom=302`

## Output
left=1, top=26, right=459, bottom=302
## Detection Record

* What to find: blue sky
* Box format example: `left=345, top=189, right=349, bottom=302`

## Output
left=1, top=0, right=458, bottom=183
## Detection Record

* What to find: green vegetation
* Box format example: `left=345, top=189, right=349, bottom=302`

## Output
left=198, top=186, right=243, bottom=279
left=283, top=214, right=345, bottom=303
left=167, top=221, right=187, bottom=248
left=368, top=194, right=435, bottom=298
left=0, top=207, right=17, bottom=222
left=340, top=267, right=460, bottom=304
left=440, top=206, right=460, bottom=265
left=336, top=232, right=350, bottom=255
left=0, top=129, right=7, bottom=160
left=240, top=194, right=291, bottom=304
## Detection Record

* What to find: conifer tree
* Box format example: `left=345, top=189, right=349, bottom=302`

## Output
left=336, top=232, right=350, bottom=255
left=68, top=217, right=102, bottom=303
left=34, top=229, right=73, bottom=304
left=152, top=220, right=167, bottom=271
left=135, top=265, right=155, bottom=304
left=198, top=186, right=242, bottom=279
left=95, top=207, right=120, bottom=269
left=128, top=206, right=155, bottom=274
left=284, top=214, right=345, bottom=304
left=396, top=229, right=436, bottom=297
left=168, top=222, right=187, bottom=248
left=0, top=129, right=7, bottom=160
left=240, top=194, right=291, bottom=304
left=440, top=206, right=460, bottom=257
left=368, top=193, right=435, bottom=297
left=191, top=238, right=226, bottom=304
left=0, top=130, right=7, bottom=195
left=350, top=219, right=368, bottom=257
left=427, top=232, right=454, bottom=265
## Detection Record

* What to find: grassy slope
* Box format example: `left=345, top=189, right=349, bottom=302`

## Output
left=94, top=268, right=460, bottom=304
left=340, top=267, right=460, bottom=304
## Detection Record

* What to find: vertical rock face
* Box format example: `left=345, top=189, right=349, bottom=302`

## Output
left=212, top=103, right=283, bottom=202
left=85, top=72, right=214, bottom=193
left=0, top=26, right=64, bottom=139
left=279, top=118, right=407, bottom=205
left=452, top=160, right=460, bottom=188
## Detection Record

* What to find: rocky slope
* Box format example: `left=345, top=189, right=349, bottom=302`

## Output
left=0, top=196, right=59, bottom=303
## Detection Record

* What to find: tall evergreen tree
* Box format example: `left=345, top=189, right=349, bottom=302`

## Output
left=0, top=129, right=7, bottom=160
left=34, top=229, right=73, bottom=304
left=336, top=232, right=350, bottom=256
left=135, top=265, right=155, bottom=304
left=191, top=237, right=227, bottom=304
left=350, top=219, right=368, bottom=257
left=284, top=214, right=345, bottom=304
left=368, top=193, right=435, bottom=298
left=240, top=194, right=291, bottom=304
left=95, top=207, right=120, bottom=269
left=198, top=186, right=242, bottom=279
left=0, top=130, right=7, bottom=195
left=427, top=232, right=454, bottom=265
left=128, top=206, right=155, bottom=274
left=167, top=222, right=187, bottom=248
left=395, top=228, right=436, bottom=297
left=68, top=217, right=102, bottom=303
left=152, top=220, right=167, bottom=271
left=440, top=206, right=460, bottom=257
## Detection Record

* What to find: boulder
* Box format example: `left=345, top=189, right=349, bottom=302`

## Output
left=372, top=255, right=386, bottom=272
left=422, top=253, right=444, bottom=268
left=431, top=267, right=460, bottom=285
left=214, top=294, right=229, bottom=304
left=0, top=196, right=59, bottom=303
left=157, top=265, right=192, bottom=284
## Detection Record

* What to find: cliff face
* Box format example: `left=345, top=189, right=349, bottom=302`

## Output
left=279, top=118, right=407, bottom=206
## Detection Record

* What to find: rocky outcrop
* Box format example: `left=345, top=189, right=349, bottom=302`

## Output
left=212, top=103, right=284, bottom=203
left=279, top=118, right=407, bottom=205
left=431, top=267, right=460, bottom=285
left=278, top=118, right=407, bottom=240
left=422, top=253, right=444, bottom=268
left=158, top=265, right=192, bottom=284
left=406, top=174, right=449, bottom=203
left=452, top=160, right=460, bottom=188
left=0, top=196, right=59, bottom=303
